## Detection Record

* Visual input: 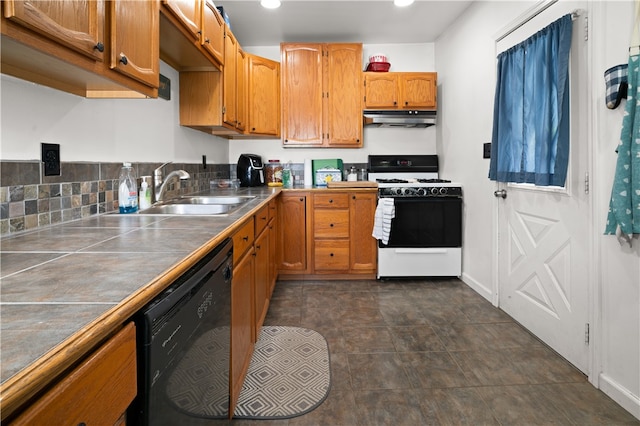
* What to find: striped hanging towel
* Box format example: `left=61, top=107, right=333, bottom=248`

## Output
left=372, top=198, right=395, bottom=245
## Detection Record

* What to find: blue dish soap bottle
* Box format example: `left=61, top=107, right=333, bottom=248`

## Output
left=118, top=162, right=138, bottom=213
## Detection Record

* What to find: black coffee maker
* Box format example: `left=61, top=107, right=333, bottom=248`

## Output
left=237, top=154, right=265, bottom=187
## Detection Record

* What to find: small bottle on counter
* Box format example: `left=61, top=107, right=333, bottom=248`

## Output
left=265, top=159, right=283, bottom=186
left=347, top=166, right=358, bottom=182
left=139, top=176, right=152, bottom=210
left=282, top=161, right=292, bottom=187
left=118, top=163, right=138, bottom=214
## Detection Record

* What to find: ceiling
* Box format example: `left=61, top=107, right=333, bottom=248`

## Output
left=214, top=0, right=475, bottom=46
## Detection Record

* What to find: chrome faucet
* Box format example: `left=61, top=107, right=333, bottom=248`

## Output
left=154, top=162, right=190, bottom=203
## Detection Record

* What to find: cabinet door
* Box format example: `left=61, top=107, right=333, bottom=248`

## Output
left=201, top=0, right=224, bottom=64
left=281, top=43, right=324, bottom=145
left=3, top=0, right=104, bottom=61
left=363, top=72, right=399, bottom=109
left=349, top=192, right=378, bottom=272
left=400, top=72, right=437, bottom=109
left=231, top=249, right=254, bottom=416
left=268, top=201, right=278, bottom=295
left=278, top=193, right=308, bottom=272
left=11, top=323, right=136, bottom=426
left=223, top=26, right=238, bottom=127
left=254, top=228, right=270, bottom=339
left=326, top=43, right=363, bottom=147
left=162, top=0, right=201, bottom=40
left=109, top=0, right=159, bottom=88
left=248, top=55, right=280, bottom=136
left=237, top=49, right=248, bottom=132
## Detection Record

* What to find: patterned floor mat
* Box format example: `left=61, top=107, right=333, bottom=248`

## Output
left=234, top=326, right=331, bottom=419
left=166, top=326, right=330, bottom=420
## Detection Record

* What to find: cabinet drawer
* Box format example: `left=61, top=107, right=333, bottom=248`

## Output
left=255, top=204, right=270, bottom=236
left=314, top=210, right=349, bottom=238
left=314, top=193, right=349, bottom=208
left=314, top=240, right=349, bottom=271
left=12, top=323, right=137, bottom=426
left=233, top=217, right=255, bottom=264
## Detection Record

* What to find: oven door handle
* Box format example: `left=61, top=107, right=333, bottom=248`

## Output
left=394, top=248, right=449, bottom=254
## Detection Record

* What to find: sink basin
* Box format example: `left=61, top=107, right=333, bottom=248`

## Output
left=137, top=195, right=256, bottom=215
left=169, top=195, right=256, bottom=205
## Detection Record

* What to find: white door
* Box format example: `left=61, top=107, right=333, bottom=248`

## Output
left=496, top=1, right=590, bottom=373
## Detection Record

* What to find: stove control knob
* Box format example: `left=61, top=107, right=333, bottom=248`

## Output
left=417, top=188, right=427, bottom=196
left=439, top=187, right=448, bottom=195
left=430, top=187, right=439, bottom=195
left=402, top=188, right=413, bottom=196
left=394, top=188, right=403, bottom=196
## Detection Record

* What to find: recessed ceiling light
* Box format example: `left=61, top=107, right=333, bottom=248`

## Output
left=261, top=0, right=281, bottom=8
left=394, top=0, right=414, bottom=6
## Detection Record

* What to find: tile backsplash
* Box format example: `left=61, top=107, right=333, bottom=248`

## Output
left=0, top=161, right=231, bottom=236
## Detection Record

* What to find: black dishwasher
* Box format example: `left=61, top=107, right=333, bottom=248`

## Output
left=129, top=238, right=233, bottom=426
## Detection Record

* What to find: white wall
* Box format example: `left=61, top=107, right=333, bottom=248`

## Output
left=0, top=62, right=229, bottom=165
left=435, top=1, right=532, bottom=300
left=436, top=0, right=639, bottom=419
left=591, top=1, right=640, bottom=418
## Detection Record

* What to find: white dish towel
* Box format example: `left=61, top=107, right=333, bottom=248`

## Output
left=372, top=198, right=395, bottom=245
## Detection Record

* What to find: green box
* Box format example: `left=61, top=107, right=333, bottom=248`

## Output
left=312, top=159, right=343, bottom=185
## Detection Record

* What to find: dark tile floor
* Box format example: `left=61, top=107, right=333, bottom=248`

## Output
left=232, top=278, right=639, bottom=426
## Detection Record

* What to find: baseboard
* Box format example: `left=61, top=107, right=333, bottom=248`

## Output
left=599, top=373, right=640, bottom=420
left=460, top=272, right=494, bottom=304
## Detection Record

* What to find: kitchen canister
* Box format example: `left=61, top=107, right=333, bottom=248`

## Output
left=265, top=159, right=283, bottom=186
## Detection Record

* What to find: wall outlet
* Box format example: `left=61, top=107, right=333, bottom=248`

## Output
left=41, top=143, right=61, bottom=176
left=483, top=142, right=492, bottom=159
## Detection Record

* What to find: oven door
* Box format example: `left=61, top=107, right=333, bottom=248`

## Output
left=380, top=196, right=462, bottom=248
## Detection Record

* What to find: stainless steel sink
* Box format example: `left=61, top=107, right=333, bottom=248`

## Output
left=168, top=195, right=256, bottom=205
left=137, top=195, right=256, bottom=215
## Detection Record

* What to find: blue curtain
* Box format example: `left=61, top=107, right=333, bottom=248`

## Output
left=489, top=15, right=573, bottom=186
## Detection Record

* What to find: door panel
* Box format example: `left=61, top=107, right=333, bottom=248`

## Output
left=496, top=2, right=589, bottom=373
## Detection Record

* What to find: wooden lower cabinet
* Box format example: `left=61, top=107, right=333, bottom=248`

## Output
left=349, top=192, right=378, bottom=272
left=230, top=200, right=279, bottom=416
left=278, top=189, right=377, bottom=279
left=231, top=218, right=255, bottom=417
left=278, top=192, right=310, bottom=274
left=11, top=323, right=137, bottom=426
left=254, top=204, right=271, bottom=341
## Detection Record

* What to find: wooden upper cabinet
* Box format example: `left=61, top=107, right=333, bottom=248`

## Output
left=400, top=72, right=437, bottom=109
left=281, top=43, right=362, bottom=147
left=109, top=0, right=159, bottom=89
left=162, top=0, right=201, bottom=40
left=201, top=0, right=224, bottom=64
left=1, top=0, right=158, bottom=97
left=363, top=73, right=399, bottom=109
left=248, top=54, right=280, bottom=136
left=236, top=49, right=248, bottom=132
left=325, top=43, right=362, bottom=147
left=3, top=0, right=104, bottom=61
left=364, top=72, right=437, bottom=110
left=223, top=26, right=238, bottom=128
left=281, top=43, right=324, bottom=146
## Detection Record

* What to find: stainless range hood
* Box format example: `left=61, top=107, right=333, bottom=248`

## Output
left=363, top=110, right=436, bottom=128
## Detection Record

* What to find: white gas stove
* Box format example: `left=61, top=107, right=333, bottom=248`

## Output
left=367, top=155, right=463, bottom=279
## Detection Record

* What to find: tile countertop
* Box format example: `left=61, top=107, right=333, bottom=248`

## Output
left=0, top=186, right=281, bottom=418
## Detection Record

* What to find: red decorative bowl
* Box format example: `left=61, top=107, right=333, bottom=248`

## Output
left=366, top=62, right=390, bottom=72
